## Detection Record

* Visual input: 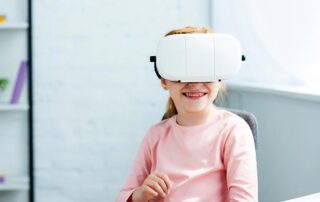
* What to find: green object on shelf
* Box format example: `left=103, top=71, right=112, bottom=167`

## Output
left=0, top=78, right=9, bottom=91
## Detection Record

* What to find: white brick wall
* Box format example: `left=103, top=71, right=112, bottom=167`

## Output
left=33, top=0, right=210, bottom=201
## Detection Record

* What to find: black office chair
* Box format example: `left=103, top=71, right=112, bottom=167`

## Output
left=162, top=108, right=258, bottom=149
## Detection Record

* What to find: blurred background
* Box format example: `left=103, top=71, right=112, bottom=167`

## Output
left=0, top=0, right=320, bottom=201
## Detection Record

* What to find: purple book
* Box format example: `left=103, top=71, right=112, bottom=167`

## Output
left=10, top=61, right=28, bottom=104
left=0, top=175, right=4, bottom=183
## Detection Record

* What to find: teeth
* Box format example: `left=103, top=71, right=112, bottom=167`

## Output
left=184, top=92, right=206, bottom=97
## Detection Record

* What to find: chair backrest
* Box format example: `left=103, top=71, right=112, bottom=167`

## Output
left=226, top=108, right=258, bottom=149
left=162, top=108, right=258, bottom=149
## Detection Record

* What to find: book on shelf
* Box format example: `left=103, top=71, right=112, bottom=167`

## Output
left=10, top=61, right=28, bottom=104
left=0, top=172, right=6, bottom=183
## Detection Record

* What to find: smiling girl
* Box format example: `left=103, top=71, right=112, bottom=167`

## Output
left=116, top=26, right=258, bottom=202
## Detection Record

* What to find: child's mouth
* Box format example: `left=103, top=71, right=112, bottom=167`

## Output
left=182, top=92, right=207, bottom=99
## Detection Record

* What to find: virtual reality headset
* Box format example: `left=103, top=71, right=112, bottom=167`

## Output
left=150, top=33, right=245, bottom=82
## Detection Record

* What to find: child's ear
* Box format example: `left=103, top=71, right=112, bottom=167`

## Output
left=161, top=79, right=168, bottom=90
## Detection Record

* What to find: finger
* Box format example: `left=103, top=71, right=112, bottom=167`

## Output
left=155, top=173, right=174, bottom=190
left=149, top=175, right=168, bottom=194
left=141, top=184, right=158, bottom=198
left=144, top=178, right=167, bottom=198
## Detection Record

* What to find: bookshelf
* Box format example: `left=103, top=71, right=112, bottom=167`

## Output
left=0, top=176, right=29, bottom=191
left=0, top=22, right=29, bottom=30
left=0, top=0, right=34, bottom=202
left=0, top=104, right=29, bottom=111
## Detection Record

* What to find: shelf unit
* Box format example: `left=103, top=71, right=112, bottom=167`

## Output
left=0, top=22, right=29, bottom=29
left=0, top=104, right=29, bottom=111
left=0, top=0, right=34, bottom=201
left=0, top=176, right=30, bottom=191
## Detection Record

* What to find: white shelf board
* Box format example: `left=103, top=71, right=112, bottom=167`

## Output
left=0, top=104, right=29, bottom=111
left=0, top=22, right=29, bottom=30
left=0, top=183, right=29, bottom=191
left=0, top=176, right=30, bottom=191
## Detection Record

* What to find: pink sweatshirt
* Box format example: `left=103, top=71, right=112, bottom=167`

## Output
left=116, top=109, right=258, bottom=202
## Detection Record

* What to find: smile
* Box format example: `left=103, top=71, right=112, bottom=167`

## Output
left=182, top=92, right=207, bottom=99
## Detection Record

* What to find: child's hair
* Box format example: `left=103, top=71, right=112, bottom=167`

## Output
left=163, top=26, right=226, bottom=119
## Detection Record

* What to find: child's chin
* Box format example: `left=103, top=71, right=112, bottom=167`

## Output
left=185, top=105, right=208, bottom=113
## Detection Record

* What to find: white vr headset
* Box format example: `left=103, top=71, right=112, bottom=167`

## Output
left=150, top=33, right=245, bottom=82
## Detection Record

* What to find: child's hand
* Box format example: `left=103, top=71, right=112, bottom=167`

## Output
left=131, top=172, right=174, bottom=202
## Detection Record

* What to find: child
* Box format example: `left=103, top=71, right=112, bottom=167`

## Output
left=116, top=26, right=258, bottom=202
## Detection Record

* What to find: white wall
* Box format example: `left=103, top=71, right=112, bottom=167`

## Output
left=212, top=0, right=320, bottom=87
left=211, top=2, right=320, bottom=199
left=225, top=84, right=320, bottom=202
left=33, top=0, right=211, bottom=201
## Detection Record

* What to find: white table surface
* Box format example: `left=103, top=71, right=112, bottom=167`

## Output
left=282, top=193, right=320, bottom=202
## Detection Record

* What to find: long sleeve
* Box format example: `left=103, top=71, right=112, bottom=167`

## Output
left=116, top=133, right=153, bottom=202
left=117, top=110, right=258, bottom=202
left=223, top=119, right=258, bottom=202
